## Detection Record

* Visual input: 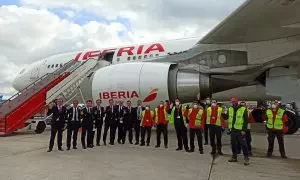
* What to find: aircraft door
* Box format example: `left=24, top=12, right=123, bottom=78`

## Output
left=30, top=67, right=40, bottom=79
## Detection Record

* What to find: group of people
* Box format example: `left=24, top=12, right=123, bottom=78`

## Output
left=47, top=97, right=289, bottom=166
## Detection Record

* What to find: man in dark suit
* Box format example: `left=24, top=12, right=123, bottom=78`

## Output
left=66, top=100, right=81, bottom=150
left=92, top=99, right=105, bottom=146
left=134, top=100, right=145, bottom=145
left=123, top=100, right=135, bottom=144
left=117, top=100, right=125, bottom=144
left=103, top=99, right=118, bottom=145
left=48, top=98, right=67, bottom=152
left=81, top=100, right=94, bottom=149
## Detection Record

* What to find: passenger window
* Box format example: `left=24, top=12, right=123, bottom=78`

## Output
left=144, top=55, right=147, bottom=59
left=51, top=65, right=54, bottom=68
left=150, top=54, right=153, bottom=58
left=133, top=56, right=136, bottom=60
left=156, top=54, right=159, bottom=57
left=60, top=64, right=63, bottom=67
left=127, top=57, right=130, bottom=61
left=138, top=55, right=142, bottom=60
left=55, top=64, right=58, bottom=67
left=48, top=65, right=50, bottom=68
left=117, top=58, right=120, bottom=62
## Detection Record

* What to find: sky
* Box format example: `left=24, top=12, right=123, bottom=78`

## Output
left=0, top=0, right=245, bottom=99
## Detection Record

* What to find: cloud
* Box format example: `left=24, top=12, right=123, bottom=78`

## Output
left=0, top=0, right=245, bottom=97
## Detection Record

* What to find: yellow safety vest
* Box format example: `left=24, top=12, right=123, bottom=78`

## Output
left=154, top=107, right=169, bottom=123
left=169, top=105, right=187, bottom=125
left=228, top=106, right=246, bottom=130
left=140, top=110, right=154, bottom=126
left=187, top=108, right=203, bottom=126
left=206, top=107, right=223, bottom=126
left=266, top=108, right=285, bottom=130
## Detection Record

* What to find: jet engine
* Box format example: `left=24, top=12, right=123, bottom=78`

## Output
left=91, top=62, right=211, bottom=105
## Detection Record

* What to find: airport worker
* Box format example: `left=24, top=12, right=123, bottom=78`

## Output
left=134, top=100, right=145, bottom=145
left=203, top=100, right=225, bottom=155
left=122, top=100, right=135, bottom=144
left=81, top=100, right=94, bottom=149
left=154, top=100, right=169, bottom=148
left=116, top=100, right=126, bottom=144
left=92, top=99, right=105, bottom=146
left=48, top=98, right=68, bottom=152
left=237, top=102, right=253, bottom=156
left=103, top=99, right=118, bottom=145
left=66, top=100, right=81, bottom=150
left=184, top=101, right=205, bottom=154
left=203, top=97, right=211, bottom=145
left=263, top=100, right=288, bottom=158
left=168, top=98, right=190, bottom=152
left=227, top=97, right=250, bottom=166
left=140, top=104, right=155, bottom=146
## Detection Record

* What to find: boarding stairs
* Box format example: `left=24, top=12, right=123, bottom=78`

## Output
left=0, top=59, right=98, bottom=135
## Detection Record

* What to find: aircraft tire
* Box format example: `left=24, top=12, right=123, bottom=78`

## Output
left=285, top=111, right=299, bottom=135
left=35, top=121, right=46, bottom=134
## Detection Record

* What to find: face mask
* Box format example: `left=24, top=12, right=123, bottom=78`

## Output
left=193, top=105, right=198, bottom=109
left=146, top=107, right=149, bottom=110
left=212, top=103, right=216, bottom=107
left=175, top=102, right=180, bottom=106
left=271, top=104, right=277, bottom=109
left=160, top=104, right=163, bottom=107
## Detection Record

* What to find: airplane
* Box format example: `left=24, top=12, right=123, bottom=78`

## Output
left=11, top=0, right=300, bottom=134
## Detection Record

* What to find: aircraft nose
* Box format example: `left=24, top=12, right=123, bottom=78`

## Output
left=12, top=76, right=23, bottom=91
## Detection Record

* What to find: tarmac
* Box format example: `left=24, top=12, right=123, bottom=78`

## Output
left=0, top=128, right=300, bottom=180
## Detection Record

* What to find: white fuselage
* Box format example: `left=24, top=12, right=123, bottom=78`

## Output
left=12, top=37, right=199, bottom=91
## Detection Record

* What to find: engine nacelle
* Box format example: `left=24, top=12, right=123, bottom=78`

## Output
left=91, top=62, right=210, bottom=106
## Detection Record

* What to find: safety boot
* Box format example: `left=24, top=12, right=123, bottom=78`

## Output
left=228, top=156, right=237, bottom=162
left=244, top=157, right=250, bottom=166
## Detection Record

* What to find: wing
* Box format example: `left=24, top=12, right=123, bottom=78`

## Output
left=199, top=0, right=300, bottom=44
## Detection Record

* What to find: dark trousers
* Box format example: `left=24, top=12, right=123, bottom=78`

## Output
left=96, top=123, right=103, bottom=145
left=190, top=128, right=203, bottom=151
left=204, top=123, right=209, bottom=144
left=267, top=129, right=285, bottom=155
left=156, top=124, right=168, bottom=146
left=117, top=123, right=125, bottom=143
left=134, top=120, right=141, bottom=143
left=141, top=126, right=152, bottom=145
left=237, top=130, right=252, bottom=153
left=123, top=127, right=133, bottom=143
left=230, top=130, right=249, bottom=158
left=81, top=125, right=93, bottom=148
left=66, top=123, right=80, bottom=148
left=49, top=124, right=63, bottom=149
left=174, top=123, right=189, bottom=150
left=103, top=122, right=117, bottom=144
left=209, top=125, right=222, bottom=152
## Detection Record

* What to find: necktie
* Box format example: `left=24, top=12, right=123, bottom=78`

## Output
left=111, top=106, right=113, bottom=113
left=129, top=107, right=131, bottom=113
left=74, top=108, right=77, bottom=121
left=88, top=108, right=90, bottom=113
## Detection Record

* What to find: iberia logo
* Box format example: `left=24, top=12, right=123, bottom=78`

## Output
left=143, top=88, right=159, bottom=102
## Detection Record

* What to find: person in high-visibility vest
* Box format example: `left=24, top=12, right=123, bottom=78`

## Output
left=140, top=104, right=155, bottom=146
left=236, top=102, right=253, bottom=156
left=202, top=100, right=225, bottom=155
left=154, top=101, right=169, bottom=148
left=168, top=98, right=190, bottom=152
left=203, top=97, right=211, bottom=145
left=184, top=102, right=205, bottom=154
left=262, top=100, right=288, bottom=158
left=227, top=97, right=250, bottom=166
